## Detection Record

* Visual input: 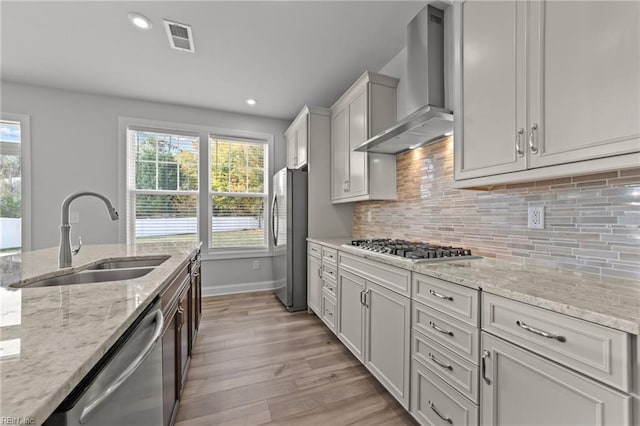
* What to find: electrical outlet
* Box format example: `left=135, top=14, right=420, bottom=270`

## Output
left=252, top=260, right=260, bottom=270
left=528, top=206, right=544, bottom=229
left=367, top=211, right=372, bottom=222
left=69, top=212, right=80, bottom=224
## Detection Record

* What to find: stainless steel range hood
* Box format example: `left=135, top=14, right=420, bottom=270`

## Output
left=355, top=4, right=453, bottom=154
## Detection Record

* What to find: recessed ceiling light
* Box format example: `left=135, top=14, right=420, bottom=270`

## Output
left=246, top=98, right=257, bottom=106
left=128, top=13, right=153, bottom=30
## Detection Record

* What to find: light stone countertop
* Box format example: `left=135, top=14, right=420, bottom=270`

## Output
left=307, top=237, right=640, bottom=334
left=0, top=242, right=200, bottom=425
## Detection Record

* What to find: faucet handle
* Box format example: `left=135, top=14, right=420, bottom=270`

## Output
left=72, top=236, right=82, bottom=256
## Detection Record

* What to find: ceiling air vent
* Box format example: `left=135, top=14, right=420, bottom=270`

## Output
left=163, top=19, right=195, bottom=53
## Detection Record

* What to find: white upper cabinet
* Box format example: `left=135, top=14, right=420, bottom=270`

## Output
left=527, top=0, right=640, bottom=168
left=285, top=109, right=309, bottom=169
left=454, top=0, right=640, bottom=186
left=456, top=0, right=527, bottom=179
left=331, top=71, right=399, bottom=203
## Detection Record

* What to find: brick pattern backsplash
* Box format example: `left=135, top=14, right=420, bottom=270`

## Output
left=353, top=137, right=640, bottom=280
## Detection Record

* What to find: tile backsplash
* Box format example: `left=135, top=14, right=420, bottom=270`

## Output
left=353, top=137, right=640, bottom=280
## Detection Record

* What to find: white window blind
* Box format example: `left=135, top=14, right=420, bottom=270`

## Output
left=210, top=137, right=267, bottom=248
left=0, top=120, right=22, bottom=255
left=127, top=128, right=199, bottom=243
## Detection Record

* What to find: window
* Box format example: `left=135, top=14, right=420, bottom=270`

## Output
left=124, top=120, right=270, bottom=253
left=210, top=138, right=268, bottom=248
left=0, top=115, right=30, bottom=256
left=127, top=128, right=199, bottom=243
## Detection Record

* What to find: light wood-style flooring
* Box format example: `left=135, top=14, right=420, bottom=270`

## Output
left=176, top=291, right=416, bottom=425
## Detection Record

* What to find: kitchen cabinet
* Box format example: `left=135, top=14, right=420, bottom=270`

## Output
left=285, top=108, right=309, bottom=169
left=336, top=268, right=365, bottom=361
left=307, top=243, right=322, bottom=315
left=160, top=250, right=201, bottom=426
left=364, top=281, right=411, bottom=408
left=330, top=71, right=399, bottom=203
left=481, top=332, right=631, bottom=425
left=454, top=0, right=640, bottom=185
left=337, top=255, right=411, bottom=408
left=481, top=293, right=634, bottom=426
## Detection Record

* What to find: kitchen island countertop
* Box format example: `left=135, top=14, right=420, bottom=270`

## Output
left=0, top=242, right=200, bottom=425
left=308, top=237, right=640, bottom=335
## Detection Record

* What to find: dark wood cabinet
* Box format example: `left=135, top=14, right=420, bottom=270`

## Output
left=161, top=249, right=202, bottom=426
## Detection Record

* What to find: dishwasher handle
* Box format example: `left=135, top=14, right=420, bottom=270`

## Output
left=79, top=309, right=164, bottom=424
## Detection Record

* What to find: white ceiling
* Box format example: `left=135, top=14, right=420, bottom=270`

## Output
left=1, top=1, right=425, bottom=120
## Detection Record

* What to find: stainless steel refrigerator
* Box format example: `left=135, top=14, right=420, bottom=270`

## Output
left=272, top=167, right=308, bottom=311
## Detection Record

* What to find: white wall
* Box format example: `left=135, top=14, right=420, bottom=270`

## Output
left=1, top=81, right=289, bottom=294
left=379, top=47, right=409, bottom=120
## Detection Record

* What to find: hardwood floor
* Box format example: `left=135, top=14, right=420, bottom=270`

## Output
left=176, top=291, right=417, bottom=426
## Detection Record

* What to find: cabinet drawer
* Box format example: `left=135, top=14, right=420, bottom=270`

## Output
left=308, top=242, right=322, bottom=259
left=321, top=294, right=337, bottom=332
left=322, top=246, right=338, bottom=265
left=412, top=329, right=479, bottom=403
left=413, top=301, right=479, bottom=364
left=322, top=263, right=337, bottom=282
left=411, top=359, right=479, bottom=426
left=322, top=278, right=336, bottom=298
left=339, top=252, right=410, bottom=297
left=413, top=273, right=479, bottom=326
left=482, top=293, right=631, bottom=392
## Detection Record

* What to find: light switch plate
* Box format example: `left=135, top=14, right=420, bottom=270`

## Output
left=528, top=206, right=544, bottom=229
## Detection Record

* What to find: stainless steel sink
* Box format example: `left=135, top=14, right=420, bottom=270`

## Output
left=13, top=267, right=155, bottom=288
left=88, top=256, right=169, bottom=270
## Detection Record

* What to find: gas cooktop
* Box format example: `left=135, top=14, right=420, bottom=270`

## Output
left=343, top=239, right=479, bottom=263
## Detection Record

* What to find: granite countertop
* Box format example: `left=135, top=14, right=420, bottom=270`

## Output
left=0, top=242, right=200, bottom=425
left=307, top=237, right=640, bottom=335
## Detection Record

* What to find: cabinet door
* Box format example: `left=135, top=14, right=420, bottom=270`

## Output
left=161, top=305, right=178, bottom=426
left=286, top=131, right=297, bottom=169
left=364, top=282, right=410, bottom=408
left=307, top=255, right=322, bottom=315
left=331, top=107, right=349, bottom=200
left=296, top=116, right=308, bottom=169
left=527, top=1, right=640, bottom=168
left=336, top=269, right=365, bottom=361
left=481, top=332, right=631, bottom=426
left=347, top=88, right=368, bottom=197
left=177, top=289, right=189, bottom=397
left=455, top=0, right=528, bottom=179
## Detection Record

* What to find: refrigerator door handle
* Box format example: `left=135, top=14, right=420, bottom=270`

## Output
left=271, top=194, right=278, bottom=246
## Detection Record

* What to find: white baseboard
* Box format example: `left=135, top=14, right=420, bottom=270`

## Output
left=202, top=280, right=276, bottom=297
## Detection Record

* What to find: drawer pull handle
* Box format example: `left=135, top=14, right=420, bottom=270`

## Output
left=482, top=349, right=491, bottom=385
left=429, top=401, right=452, bottom=424
left=429, top=321, right=453, bottom=336
left=317, top=267, right=322, bottom=278
left=516, top=320, right=566, bottom=342
left=429, top=289, right=453, bottom=301
left=428, top=353, right=453, bottom=371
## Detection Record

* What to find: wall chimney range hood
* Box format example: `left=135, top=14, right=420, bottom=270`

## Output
left=355, top=4, right=453, bottom=154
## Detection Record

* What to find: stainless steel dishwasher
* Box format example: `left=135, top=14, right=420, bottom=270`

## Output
left=44, top=299, right=164, bottom=426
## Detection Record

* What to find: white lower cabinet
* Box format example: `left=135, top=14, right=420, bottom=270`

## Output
left=337, top=269, right=365, bottom=361
left=364, top=281, right=411, bottom=408
left=321, top=292, right=336, bottom=332
left=412, top=359, right=479, bottom=426
left=480, top=332, right=631, bottom=425
left=307, top=254, right=322, bottom=315
left=337, top=263, right=411, bottom=408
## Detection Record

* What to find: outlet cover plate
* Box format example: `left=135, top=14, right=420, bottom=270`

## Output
left=528, top=206, right=544, bottom=229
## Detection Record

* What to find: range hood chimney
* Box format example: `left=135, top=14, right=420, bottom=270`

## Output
left=355, top=4, right=453, bottom=154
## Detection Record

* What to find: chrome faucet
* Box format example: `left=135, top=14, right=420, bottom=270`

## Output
left=59, top=191, right=119, bottom=268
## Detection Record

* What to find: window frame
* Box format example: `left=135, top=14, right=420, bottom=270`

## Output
left=208, top=135, right=269, bottom=252
left=119, top=117, right=273, bottom=259
left=0, top=112, right=31, bottom=253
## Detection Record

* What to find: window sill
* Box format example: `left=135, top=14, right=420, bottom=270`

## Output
left=202, top=248, right=272, bottom=261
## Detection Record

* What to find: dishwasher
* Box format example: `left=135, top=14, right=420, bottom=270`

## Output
left=44, top=298, right=164, bottom=426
